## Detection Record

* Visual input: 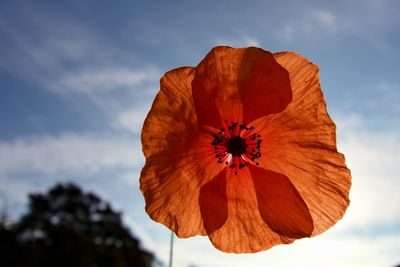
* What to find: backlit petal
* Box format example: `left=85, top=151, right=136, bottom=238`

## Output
left=208, top=168, right=296, bottom=253
left=140, top=47, right=351, bottom=253
left=199, top=169, right=228, bottom=234
left=255, top=52, right=351, bottom=236
left=141, top=140, right=222, bottom=238
left=238, top=47, right=292, bottom=123
left=142, top=67, right=197, bottom=158
left=192, top=46, right=292, bottom=128
left=192, top=47, right=243, bottom=128
left=249, top=165, right=313, bottom=238
left=141, top=67, right=225, bottom=237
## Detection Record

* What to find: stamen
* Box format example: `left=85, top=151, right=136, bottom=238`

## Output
left=211, top=121, right=262, bottom=175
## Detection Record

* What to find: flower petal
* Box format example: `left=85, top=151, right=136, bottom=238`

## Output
left=141, top=67, right=225, bottom=237
left=199, top=169, right=228, bottom=234
left=207, top=168, right=296, bottom=253
left=141, top=144, right=218, bottom=238
left=141, top=139, right=225, bottom=238
left=254, top=52, right=351, bottom=236
left=192, top=47, right=243, bottom=128
left=238, top=47, right=292, bottom=123
left=142, top=67, right=197, bottom=159
left=192, top=46, right=292, bottom=128
left=249, top=165, right=313, bottom=238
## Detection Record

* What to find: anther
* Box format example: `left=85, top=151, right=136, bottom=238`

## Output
left=211, top=121, right=263, bottom=174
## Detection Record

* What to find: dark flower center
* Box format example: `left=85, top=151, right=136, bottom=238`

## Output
left=211, top=121, right=262, bottom=175
left=227, top=136, right=247, bottom=156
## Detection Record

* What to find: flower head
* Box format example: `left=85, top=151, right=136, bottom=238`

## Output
left=140, top=46, right=351, bottom=253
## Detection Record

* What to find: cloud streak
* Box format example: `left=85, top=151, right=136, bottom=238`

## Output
left=0, top=133, right=141, bottom=177
left=0, top=3, right=160, bottom=97
left=336, top=116, right=400, bottom=230
left=49, top=67, right=160, bottom=94
left=213, top=35, right=260, bottom=47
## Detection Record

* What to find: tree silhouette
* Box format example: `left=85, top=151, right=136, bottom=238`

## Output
left=1, top=183, right=154, bottom=267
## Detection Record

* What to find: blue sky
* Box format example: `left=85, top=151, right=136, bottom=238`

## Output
left=0, top=0, right=399, bottom=266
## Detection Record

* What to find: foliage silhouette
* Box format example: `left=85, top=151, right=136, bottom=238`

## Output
left=0, top=182, right=154, bottom=267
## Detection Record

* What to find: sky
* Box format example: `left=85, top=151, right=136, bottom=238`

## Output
left=0, top=0, right=399, bottom=266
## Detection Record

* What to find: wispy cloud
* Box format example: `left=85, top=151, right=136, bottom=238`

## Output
left=214, top=35, right=260, bottom=47
left=112, top=105, right=151, bottom=134
left=274, top=2, right=399, bottom=54
left=49, top=67, right=160, bottom=94
left=0, top=3, right=160, bottom=96
left=0, top=133, right=141, bottom=177
left=336, top=117, right=400, bottom=229
left=0, top=132, right=144, bottom=221
left=310, top=9, right=338, bottom=32
left=365, top=82, right=400, bottom=113
left=274, top=8, right=342, bottom=45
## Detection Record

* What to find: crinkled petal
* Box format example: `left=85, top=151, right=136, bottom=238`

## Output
left=142, top=67, right=197, bottom=158
left=207, top=168, right=296, bottom=253
left=254, top=52, right=351, bottom=236
left=192, top=46, right=292, bottom=129
left=249, top=165, right=313, bottom=238
left=141, top=67, right=225, bottom=237
left=141, top=142, right=222, bottom=238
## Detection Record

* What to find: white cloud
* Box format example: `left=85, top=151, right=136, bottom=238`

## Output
left=274, top=8, right=341, bottom=44
left=0, top=6, right=160, bottom=96
left=112, top=105, right=151, bottom=133
left=0, top=133, right=141, bottom=177
left=49, top=67, right=160, bottom=94
left=0, top=180, right=38, bottom=207
left=123, top=215, right=160, bottom=251
left=149, top=227, right=400, bottom=267
left=118, top=170, right=140, bottom=188
left=310, top=9, right=337, bottom=32
left=280, top=24, right=295, bottom=43
left=364, top=82, right=400, bottom=113
left=274, top=2, right=398, bottom=53
left=0, top=132, right=144, bottom=223
left=214, top=35, right=260, bottom=47
left=335, top=118, right=400, bottom=230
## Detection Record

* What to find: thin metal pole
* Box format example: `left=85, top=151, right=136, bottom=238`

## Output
left=168, top=231, right=174, bottom=267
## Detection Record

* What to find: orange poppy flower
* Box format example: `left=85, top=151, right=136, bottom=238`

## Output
left=140, top=46, right=351, bottom=253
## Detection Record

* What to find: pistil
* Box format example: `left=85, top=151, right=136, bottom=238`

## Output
left=211, top=121, right=262, bottom=175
